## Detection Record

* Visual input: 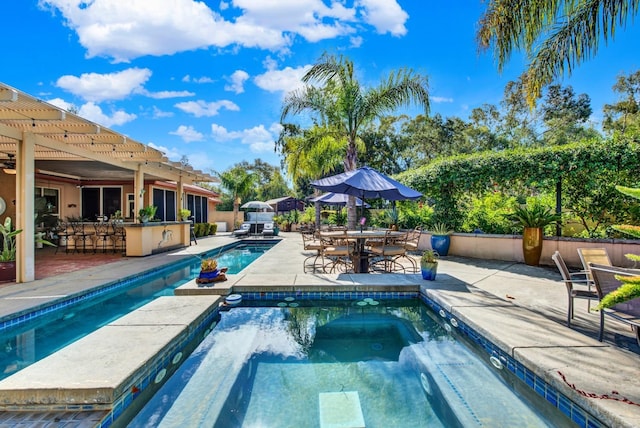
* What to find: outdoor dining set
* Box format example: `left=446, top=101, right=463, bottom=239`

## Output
left=301, top=226, right=422, bottom=274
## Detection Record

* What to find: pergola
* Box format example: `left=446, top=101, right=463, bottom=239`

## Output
left=0, top=82, right=218, bottom=282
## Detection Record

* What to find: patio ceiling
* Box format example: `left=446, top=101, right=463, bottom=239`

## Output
left=0, top=82, right=218, bottom=184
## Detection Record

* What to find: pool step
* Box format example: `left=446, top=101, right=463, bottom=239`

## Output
left=0, top=295, right=220, bottom=411
left=409, top=340, right=549, bottom=427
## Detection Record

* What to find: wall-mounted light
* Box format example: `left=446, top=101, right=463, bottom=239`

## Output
left=2, top=154, right=16, bottom=175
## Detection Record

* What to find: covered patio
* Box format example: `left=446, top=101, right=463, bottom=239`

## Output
left=0, top=82, right=218, bottom=283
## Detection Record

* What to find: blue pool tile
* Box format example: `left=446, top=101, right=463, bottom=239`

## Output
left=558, top=394, right=573, bottom=417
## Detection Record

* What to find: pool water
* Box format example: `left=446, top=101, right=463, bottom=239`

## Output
left=128, top=300, right=572, bottom=428
left=0, top=243, right=273, bottom=380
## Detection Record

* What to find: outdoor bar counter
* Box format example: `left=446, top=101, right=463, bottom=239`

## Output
left=124, top=221, right=191, bottom=256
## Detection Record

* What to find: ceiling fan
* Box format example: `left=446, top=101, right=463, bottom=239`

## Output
left=2, top=154, right=16, bottom=174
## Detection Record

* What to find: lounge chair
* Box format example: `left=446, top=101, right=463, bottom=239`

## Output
left=262, top=222, right=275, bottom=237
left=232, top=223, right=251, bottom=238
left=551, top=251, right=599, bottom=327
left=589, top=263, right=640, bottom=344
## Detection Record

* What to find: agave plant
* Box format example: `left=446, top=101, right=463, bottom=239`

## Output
left=0, top=218, right=22, bottom=262
left=506, top=204, right=561, bottom=229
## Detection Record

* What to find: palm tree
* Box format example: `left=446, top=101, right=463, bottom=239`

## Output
left=277, top=123, right=345, bottom=229
left=218, top=168, right=255, bottom=229
left=281, top=53, right=430, bottom=228
left=477, top=0, right=639, bottom=107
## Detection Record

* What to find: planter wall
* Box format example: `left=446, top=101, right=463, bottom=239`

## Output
left=420, top=232, right=640, bottom=268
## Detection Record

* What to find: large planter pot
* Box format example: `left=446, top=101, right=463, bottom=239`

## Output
left=420, top=261, right=438, bottom=280
left=0, top=261, right=16, bottom=282
left=430, top=235, right=451, bottom=256
left=522, top=227, right=543, bottom=266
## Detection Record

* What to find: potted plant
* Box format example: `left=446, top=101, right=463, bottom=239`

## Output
left=0, top=218, right=22, bottom=282
left=138, top=205, right=158, bottom=224
left=178, top=209, right=191, bottom=222
left=384, top=208, right=400, bottom=230
left=420, top=249, right=439, bottom=281
left=429, top=223, right=453, bottom=256
left=506, top=204, right=561, bottom=266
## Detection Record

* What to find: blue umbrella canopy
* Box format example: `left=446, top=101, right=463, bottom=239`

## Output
left=310, top=166, right=422, bottom=201
left=310, top=192, right=370, bottom=207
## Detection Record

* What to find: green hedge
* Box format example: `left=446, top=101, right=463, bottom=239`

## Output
left=193, top=223, right=217, bottom=237
left=400, top=139, right=640, bottom=231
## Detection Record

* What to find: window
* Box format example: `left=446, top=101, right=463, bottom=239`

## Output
left=152, top=188, right=177, bottom=221
left=35, top=187, right=59, bottom=228
left=81, top=187, right=122, bottom=221
left=187, top=194, right=208, bottom=223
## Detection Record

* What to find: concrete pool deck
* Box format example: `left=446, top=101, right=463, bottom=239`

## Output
left=0, top=232, right=638, bottom=427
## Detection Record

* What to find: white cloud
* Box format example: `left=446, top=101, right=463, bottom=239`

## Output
left=77, top=102, right=137, bottom=127
left=210, top=122, right=279, bottom=153
left=432, top=96, right=454, bottom=103
left=356, top=0, right=408, bottom=36
left=56, top=68, right=152, bottom=102
left=174, top=99, right=240, bottom=117
left=169, top=125, right=204, bottom=143
left=143, top=89, right=195, bottom=99
left=46, top=97, right=136, bottom=127
left=46, top=97, right=75, bottom=112
left=224, top=70, right=250, bottom=94
left=39, top=0, right=408, bottom=61
left=152, top=106, right=173, bottom=119
left=182, top=75, right=214, bottom=84
left=254, top=64, right=311, bottom=94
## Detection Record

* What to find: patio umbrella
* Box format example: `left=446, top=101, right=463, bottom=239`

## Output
left=310, top=192, right=370, bottom=207
left=240, top=201, right=273, bottom=211
left=310, top=166, right=422, bottom=201
left=240, top=201, right=273, bottom=233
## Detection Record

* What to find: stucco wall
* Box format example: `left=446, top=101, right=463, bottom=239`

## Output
left=420, top=232, right=640, bottom=269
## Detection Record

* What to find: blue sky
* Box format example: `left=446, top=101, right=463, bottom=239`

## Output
left=2, top=1, right=639, bottom=175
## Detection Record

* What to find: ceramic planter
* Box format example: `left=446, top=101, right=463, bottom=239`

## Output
left=430, top=235, right=451, bottom=256
left=0, top=261, right=16, bottom=282
left=420, top=261, right=438, bottom=280
left=522, top=227, right=543, bottom=266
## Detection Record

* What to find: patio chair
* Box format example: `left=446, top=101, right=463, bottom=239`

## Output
left=301, top=230, right=322, bottom=273
left=111, top=220, right=126, bottom=253
left=403, top=226, right=422, bottom=273
left=319, top=232, right=354, bottom=273
left=369, top=231, right=409, bottom=273
left=577, top=247, right=611, bottom=311
left=262, top=222, right=275, bottom=237
left=233, top=223, right=250, bottom=238
left=551, top=251, right=599, bottom=328
left=589, top=263, right=640, bottom=344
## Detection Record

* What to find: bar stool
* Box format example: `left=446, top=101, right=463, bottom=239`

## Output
left=93, top=222, right=113, bottom=253
left=54, top=221, right=72, bottom=254
left=70, top=221, right=93, bottom=253
left=111, top=221, right=126, bottom=254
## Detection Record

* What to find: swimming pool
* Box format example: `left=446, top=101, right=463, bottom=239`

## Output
left=128, top=299, right=576, bottom=428
left=0, top=242, right=274, bottom=380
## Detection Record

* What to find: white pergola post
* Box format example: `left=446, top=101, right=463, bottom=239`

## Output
left=16, top=133, right=36, bottom=282
left=134, top=167, right=145, bottom=223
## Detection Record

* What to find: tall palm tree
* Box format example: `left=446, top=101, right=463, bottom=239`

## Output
left=277, top=123, right=345, bottom=228
left=477, top=0, right=639, bottom=107
left=281, top=53, right=430, bottom=228
left=218, top=168, right=255, bottom=229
